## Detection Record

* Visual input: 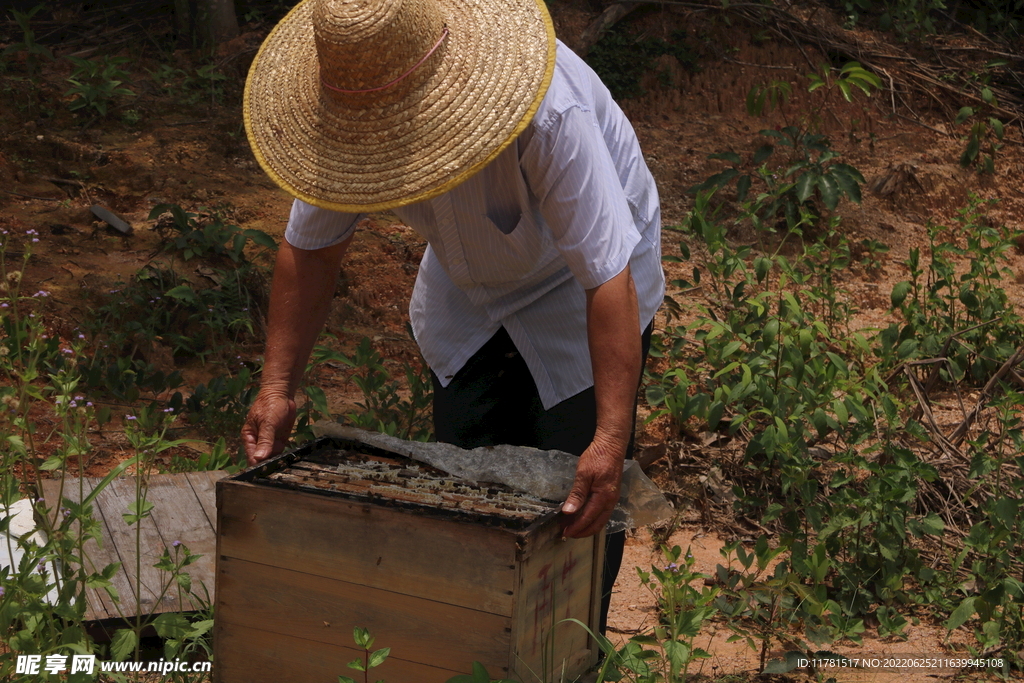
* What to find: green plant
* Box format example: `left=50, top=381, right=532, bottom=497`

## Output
left=956, top=81, right=1005, bottom=173
left=298, top=335, right=433, bottom=442
left=3, top=6, right=53, bottom=79
left=339, top=627, right=390, bottom=683
left=445, top=662, right=516, bottom=683
left=564, top=547, right=717, bottom=682
left=882, top=195, right=1024, bottom=383
left=182, top=367, right=258, bottom=437
left=64, top=55, right=135, bottom=118
left=150, top=204, right=277, bottom=263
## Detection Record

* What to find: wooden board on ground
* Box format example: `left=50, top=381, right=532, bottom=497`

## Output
left=39, top=471, right=227, bottom=621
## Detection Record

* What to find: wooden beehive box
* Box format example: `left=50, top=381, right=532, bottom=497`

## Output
left=214, top=436, right=603, bottom=683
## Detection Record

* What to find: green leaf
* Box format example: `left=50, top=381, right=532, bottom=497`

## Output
left=111, top=628, right=138, bottom=661
left=153, top=613, right=190, bottom=639
left=817, top=174, right=839, bottom=209
left=368, top=647, right=390, bottom=669
left=946, top=597, right=977, bottom=631
left=890, top=281, right=911, bottom=308
left=753, top=144, right=774, bottom=165
left=795, top=173, right=815, bottom=203
left=981, top=87, right=994, bottom=104
left=961, top=135, right=981, bottom=167
left=736, top=174, right=751, bottom=202
left=339, top=677, right=357, bottom=683
left=347, top=658, right=366, bottom=672
left=707, top=151, right=742, bottom=165
left=164, top=284, right=197, bottom=302
left=707, top=401, right=725, bottom=430
left=955, top=106, right=974, bottom=125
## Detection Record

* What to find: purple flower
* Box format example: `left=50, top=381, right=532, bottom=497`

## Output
left=125, top=415, right=136, bottom=421
left=78, top=334, right=85, bottom=339
left=0, top=586, right=5, bottom=597
left=62, top=508, right=70, bottom=517
left=665, top=563, right=678, bottom=571
left=172, top=540, right=181, bottom=547
left=68, top=401, right=77, bottom=408
left=163, top=408, right=174, bottom=413
left=86, top=402, right=93, bottom=407
left=31, top=238, right=39, bottom=243
left=0, top=303, right=7, bottom=308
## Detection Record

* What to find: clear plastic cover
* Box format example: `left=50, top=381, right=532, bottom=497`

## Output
left=311, top=424, right=674, bottom=532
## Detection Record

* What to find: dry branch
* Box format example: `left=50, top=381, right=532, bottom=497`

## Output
left=585, top=1, right=1024, bottom=130
left=950, top=345, right=1024, bottom=446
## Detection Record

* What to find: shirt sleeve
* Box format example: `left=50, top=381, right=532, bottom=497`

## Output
left=284, top=199, right=364, bottom=250
left=519, top=104, right=641, bottom=290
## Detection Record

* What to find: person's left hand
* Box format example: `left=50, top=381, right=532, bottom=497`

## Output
left=560, top=436, right=625, bottom=538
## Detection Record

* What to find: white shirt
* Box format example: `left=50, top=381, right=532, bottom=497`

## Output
left=285, top=41, right=664, bottom=409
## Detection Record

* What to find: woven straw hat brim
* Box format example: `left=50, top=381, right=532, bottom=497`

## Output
left=244, top=0, right=556, bottom=213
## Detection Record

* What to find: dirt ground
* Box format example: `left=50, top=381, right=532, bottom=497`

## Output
left=2, top=1, right=1023, bottom=680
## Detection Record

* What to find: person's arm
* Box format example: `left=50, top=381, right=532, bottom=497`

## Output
left=243, top=235, right=352, bottom=466
left=560, top=263, right=641, bottom=538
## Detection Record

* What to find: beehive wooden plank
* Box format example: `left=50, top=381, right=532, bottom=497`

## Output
left=39, top=477, right=119, bottom=621
left=216, top=556, right=511, bottom=673
left=184, top=470, right=226, bottom=531
left=141, top=475, right=218, bottom=609
left=214, top=622, right=466, bottom=683
left=510, top=522, right=600, bottom=682
left=217, top=480, right=518, bottom=616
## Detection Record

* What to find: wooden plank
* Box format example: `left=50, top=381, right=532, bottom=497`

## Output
left=39, top=477, right=119, bottom=621
left=216, top=556, right=510, bottom=673
left=143, top=474, right=217, bottom=611
left=184, top=470, right=225, bottom=532
left=100, top=476, right=175, bottom=616
left=216, top=480, right=517, bottom=616
left=214, top=622, right=465, bottom=683
left=510, top=522, right=598, bottom=683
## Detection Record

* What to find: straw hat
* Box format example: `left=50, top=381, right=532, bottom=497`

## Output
left=244, top=0, right=556, bottom=213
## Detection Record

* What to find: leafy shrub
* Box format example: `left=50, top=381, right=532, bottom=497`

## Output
left=64, top=55, right=135, bottom=118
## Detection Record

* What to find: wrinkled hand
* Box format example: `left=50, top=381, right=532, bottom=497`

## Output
left=242, top=390, right=297, bottom=467
left=560, top=437, right=625, bottom=538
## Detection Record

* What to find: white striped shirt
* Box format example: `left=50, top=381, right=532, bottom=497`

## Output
left=285, top=40, right=664, bottom=408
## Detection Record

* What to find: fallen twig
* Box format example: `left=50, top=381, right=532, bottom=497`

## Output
left=950, top=345, right=1024, bottom=446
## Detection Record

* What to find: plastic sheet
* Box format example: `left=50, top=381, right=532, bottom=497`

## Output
left=311, top=424, right=674, bottom=532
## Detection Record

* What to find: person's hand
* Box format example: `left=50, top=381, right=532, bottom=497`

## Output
left=242, top=390, right=297, bottom=467
left=560, top=436, right=625, bottom=538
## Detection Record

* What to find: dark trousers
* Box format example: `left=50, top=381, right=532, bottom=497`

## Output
left=431, top=323, right=653, bottom=635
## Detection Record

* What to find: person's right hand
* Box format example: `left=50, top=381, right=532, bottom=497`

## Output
left=242, top=390, right=297, bottom=466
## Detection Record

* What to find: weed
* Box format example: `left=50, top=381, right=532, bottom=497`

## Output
left=694, top=63, right=879, bottom=235
left=338, top=627, right=390, bottom=683
left=149, top=203, right=276, bottom=263
left=956, top=83, right=1005, bottom=173
left=64, top=55, right=136, bottom=118
left=3, top=6, right=52, bottom=79
left=882, top=195, right=1024, bottom=383
left=298, top=334, right=433, bottom=442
